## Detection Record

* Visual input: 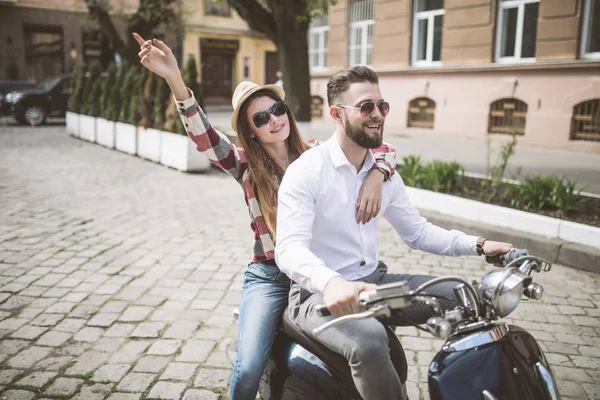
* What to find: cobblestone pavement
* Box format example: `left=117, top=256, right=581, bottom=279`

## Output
left=0, top=124, right=599, bottom=400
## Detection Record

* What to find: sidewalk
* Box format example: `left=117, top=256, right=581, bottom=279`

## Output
left=0, top=124, right=599, bottom=400
left=205, top=110, right=600, bottom=195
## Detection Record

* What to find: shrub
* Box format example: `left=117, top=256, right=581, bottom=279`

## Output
left=183, top=54, right=203, bottom=108
left=421, top=161, right=464, bottom=193
left=138, top=68, right=156, bottom=128
left=99, top=62, right=117, bottom=120
left=163, top=63, right=186, bottom=135
left=118, top=66, right=139, bottom=124
left=153, top=77, right=170, bottom=130
left=509, top=176, right=555, bottom=211
left=80, top=61, right=103, bottom=116
left=397, top=156, right=463, bottom=193
left=551, top=177, right=585, bottom=218
left=163, top=95, right=186, bottom=134
left=129, top=67, right=148, bottom=126
left=510, top=175, right=585, bottom=216
left=106, top=62, right=127, bottom=122
left=68, top=63, right=86, bottom=113
left=399, top=155, right=423, bottom=187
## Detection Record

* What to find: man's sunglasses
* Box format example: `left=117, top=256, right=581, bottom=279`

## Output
left=337, top=101, right=390, bottom=117
left=252, top=101, right=288, bottom=128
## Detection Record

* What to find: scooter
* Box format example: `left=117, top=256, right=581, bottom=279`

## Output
left=226, top=249, right=561, bottom=400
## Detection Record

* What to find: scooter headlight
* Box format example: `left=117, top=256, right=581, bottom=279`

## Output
left=480, top=268, right=531, bottom=318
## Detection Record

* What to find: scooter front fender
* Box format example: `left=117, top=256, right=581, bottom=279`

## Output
left=428, top=325, right=560, bottom=400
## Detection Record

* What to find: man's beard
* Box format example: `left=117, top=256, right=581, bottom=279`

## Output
left=344, top=114, right=384, bottom=149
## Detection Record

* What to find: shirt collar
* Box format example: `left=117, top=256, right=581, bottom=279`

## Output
left=327, top=133, right=375, bottom=173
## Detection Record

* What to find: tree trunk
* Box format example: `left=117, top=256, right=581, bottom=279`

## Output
left=275, top=0, right=311, bottom=122
left=278, top=28, right=311, bottom=122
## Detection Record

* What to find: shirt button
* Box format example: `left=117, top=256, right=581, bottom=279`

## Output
left=360, top=260, right=366, bottom=266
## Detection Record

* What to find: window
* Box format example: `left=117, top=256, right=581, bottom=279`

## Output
left=349, top=0, right=374, bottom=66
left=407, top=97, right=436, bottom=128
left=571, top=99, right=600, bottom=142
left=311, top=95, right=325, bottom=118
left=412, top=0, right=444, bottom=65
left=205, top=0, right=231, bottom=17
left=495, top=0, right=539, bottom=63
left=309, top=14, right=329, bottom=71
left=488, top=98, right=527, bottom=135
left=581, top=0, right=600, bottom=59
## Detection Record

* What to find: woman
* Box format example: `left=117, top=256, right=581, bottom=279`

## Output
left=133, top=32, right=397, bottom=399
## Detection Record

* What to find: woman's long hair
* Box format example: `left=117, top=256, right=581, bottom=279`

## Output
left=237, top=90, right=308, bottom=240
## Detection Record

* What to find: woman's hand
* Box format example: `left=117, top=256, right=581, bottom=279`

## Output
left=356, top=169, right=385, bottom=224
left=132, top=32, right=180, bottom=81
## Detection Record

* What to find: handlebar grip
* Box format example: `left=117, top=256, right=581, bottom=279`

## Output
left=316, top=304, right=331, bottom=317
left=485, top=254, right=502, bottom=265
left=485, top=248, right=529, bottom=266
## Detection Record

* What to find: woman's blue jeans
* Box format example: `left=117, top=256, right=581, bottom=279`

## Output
left=229, top=260, right=291, bottom=400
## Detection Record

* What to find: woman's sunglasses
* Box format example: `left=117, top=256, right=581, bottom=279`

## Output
left=252, top=101, right=288, bottom=128
left=337, top=101, right=390, bottom=117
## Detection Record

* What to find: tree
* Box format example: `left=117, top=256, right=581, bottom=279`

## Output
left=228, top=0, right=337, bottom=122
left=85, top=0, right=178, bottom=65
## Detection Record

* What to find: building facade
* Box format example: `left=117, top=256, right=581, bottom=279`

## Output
left=308, top=0, right=600, bottom=153
left=181, top=0, right=279, bottom=107
left=0, top=0, right=139, bottom=83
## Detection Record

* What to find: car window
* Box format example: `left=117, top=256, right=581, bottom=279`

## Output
left=35, top=77, right=61, bottom=91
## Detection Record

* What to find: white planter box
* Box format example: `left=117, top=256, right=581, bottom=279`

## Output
left=79, top=115, right=96, bottom=142
left=96, top=118, right=116, bottom=148
left=115, top=122, right=137, bottom=155
left=406, top=187, right=600, bottom=250
left=160, top=131, right=210, bottom=172
left=66, top=112, right=79, bottom=137
left=137, top=127, right=162, bottom=162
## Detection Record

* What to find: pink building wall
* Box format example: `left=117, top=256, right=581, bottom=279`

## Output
left=311, top=67, right=600, bottom=154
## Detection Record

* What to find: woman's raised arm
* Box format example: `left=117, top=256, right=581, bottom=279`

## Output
left=132, top=32, right=247, bottom=182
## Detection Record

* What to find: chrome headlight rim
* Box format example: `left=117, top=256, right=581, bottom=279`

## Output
left=493, top=268, right=531, bottom=318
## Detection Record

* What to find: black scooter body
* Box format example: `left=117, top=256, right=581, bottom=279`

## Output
left=428, top=325, right=560, bottom=400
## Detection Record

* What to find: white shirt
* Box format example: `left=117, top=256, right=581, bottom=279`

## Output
left=275, top=134, right=479, bottom=294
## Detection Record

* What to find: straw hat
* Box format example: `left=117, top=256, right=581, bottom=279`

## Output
left=230, top=81, right=285, bottom=133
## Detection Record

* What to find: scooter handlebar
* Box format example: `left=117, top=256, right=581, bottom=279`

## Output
left=485, top=248, right=528, bottom=266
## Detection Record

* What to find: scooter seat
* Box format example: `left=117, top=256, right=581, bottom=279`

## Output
left=280, top=309, right=408, bottom=389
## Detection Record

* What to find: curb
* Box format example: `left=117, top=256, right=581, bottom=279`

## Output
left=405, top=187, right=600, bottom=273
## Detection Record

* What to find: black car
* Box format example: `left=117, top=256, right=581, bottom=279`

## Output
left=0, top=79, right=37, bottom=116
left=4, top=75, right=71, bottom=126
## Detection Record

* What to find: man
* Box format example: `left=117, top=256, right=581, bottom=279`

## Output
left=275, top=66, right=512, bottom=400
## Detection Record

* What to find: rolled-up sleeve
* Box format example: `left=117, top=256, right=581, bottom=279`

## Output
left=275, top=162, right=340, bottom=293
left=384, top=175, right=479, bottom=256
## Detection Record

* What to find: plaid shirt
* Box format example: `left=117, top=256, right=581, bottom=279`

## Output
left=176, top=91, right=397, bottom=262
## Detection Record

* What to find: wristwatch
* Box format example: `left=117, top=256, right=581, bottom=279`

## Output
left=376, top=166, right=390, bottom=181
left=476, top=237, right=488, bottom=256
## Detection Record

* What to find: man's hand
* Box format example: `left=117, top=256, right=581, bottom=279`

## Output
left=483, top=240, right=513, bottom=256
left=323, top=276, right=376, bottom=318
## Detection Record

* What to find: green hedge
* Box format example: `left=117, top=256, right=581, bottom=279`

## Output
left=397, top=156, right=585, bottom=218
